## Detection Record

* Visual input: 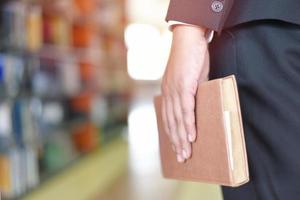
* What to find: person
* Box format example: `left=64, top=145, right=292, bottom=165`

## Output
left=160, top=0, right=300, bottom=199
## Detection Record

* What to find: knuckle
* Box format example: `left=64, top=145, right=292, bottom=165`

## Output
left=174, top=110, right=183, bottom=124
left=183, top=112, right=195, bottom=122
left=185, top=127, right=194, bottom=135
left=184, top=119, right=195, bottom=129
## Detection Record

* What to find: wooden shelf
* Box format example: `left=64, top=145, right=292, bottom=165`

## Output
left=23, top=138, right=128, bottom=200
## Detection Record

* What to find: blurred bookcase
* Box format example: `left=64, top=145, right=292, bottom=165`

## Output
left=0, top=0, right=131, bottom=199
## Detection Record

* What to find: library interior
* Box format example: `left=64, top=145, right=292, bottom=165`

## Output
left=0, top=0, right=222, bottom=199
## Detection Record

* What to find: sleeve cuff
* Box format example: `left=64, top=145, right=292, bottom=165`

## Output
left=167, top=21, right=215, bottom=43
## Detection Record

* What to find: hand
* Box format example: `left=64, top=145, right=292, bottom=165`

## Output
left=161, top=25, right=210, bottom=163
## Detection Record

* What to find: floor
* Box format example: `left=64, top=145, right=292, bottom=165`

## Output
left=96, top=83, right=224, bottom=200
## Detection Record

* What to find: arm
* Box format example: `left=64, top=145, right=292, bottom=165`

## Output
left=161, top=25, right=209, bottom=163
left=161, top=0, right=234, bottom=163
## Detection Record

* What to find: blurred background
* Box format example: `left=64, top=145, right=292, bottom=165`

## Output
left=0, top=0, right=222, bottom=199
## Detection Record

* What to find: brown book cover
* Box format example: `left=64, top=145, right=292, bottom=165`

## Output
left=154, top=75, right=249, bottom=187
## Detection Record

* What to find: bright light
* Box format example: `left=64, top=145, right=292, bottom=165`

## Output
left=125, top=23, right=172, bottom=81
left=125, top=24, right=160, bottom=49
left=128, top=102, right=159, bottom=174
left=128, top=102, right=158, bottom=152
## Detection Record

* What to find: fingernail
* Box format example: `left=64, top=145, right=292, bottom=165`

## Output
left=188, top=134, right=195, bottom=142
left=177, top=154, right=184, bottom=163
left=182, top=149, right=188, bottom=159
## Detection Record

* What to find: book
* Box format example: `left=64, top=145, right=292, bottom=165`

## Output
left=154, top=75, right=249, bottom=187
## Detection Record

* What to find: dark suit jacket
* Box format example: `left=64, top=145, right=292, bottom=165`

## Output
left=166, top=0, right=300, bottom=32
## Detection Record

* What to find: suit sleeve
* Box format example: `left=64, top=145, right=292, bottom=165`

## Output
left=165, top=0, right=234, bottom=32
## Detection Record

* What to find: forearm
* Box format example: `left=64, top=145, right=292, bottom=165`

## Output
left=162, top=25, right=210, bottom=162
left=171, top=25, right=208, bottom=54
left=169, top=25, right=208, bottom=72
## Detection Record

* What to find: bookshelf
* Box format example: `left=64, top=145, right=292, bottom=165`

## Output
left=0, top=0, right=130, bottom=199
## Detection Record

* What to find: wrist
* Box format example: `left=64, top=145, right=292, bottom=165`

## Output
left=173, top=24, right=206, bottom=37
left=172, top=25, right=208, bottom=45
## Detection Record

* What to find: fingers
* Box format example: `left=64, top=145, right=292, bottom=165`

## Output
left=162, top=97, right=182, bottom=160
left=173, top=95, right=192, bottom=160
left=164, top=96, right=185, bottom=162
left=162, top=89, right=194, bottom=163
left=180, top=93, right=197, bottom=142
